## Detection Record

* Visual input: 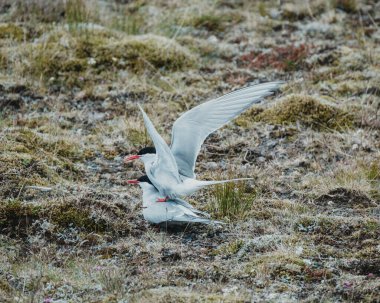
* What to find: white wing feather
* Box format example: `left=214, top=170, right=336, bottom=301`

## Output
left=170, top=81, right=283, bottom=178
left=138, top=105, right=180, bottom=182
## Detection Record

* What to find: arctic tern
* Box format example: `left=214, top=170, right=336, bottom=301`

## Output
left=128, top=175, right=223, bottom=225
left=125, top=81, right=283, bottom=201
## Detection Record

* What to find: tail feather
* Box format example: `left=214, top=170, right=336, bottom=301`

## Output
left=181, top=214, right=226, bottom=225
left=187, top=217, right=226, bottom=225
left=199, top=177, right=254, bottom=187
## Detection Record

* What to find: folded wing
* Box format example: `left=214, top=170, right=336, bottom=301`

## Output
left=170, top=81, right=283, bottom=178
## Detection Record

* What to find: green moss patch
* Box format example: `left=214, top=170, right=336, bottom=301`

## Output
left=2, top=128, right=83, bottom=160
left=0, top=151, right=60, bottom=199
left=0, top=278, right=12, bottom=294
left=315, top=188, right=377, bottom=209
left=0, top=194, right=136, bottom=239
left=185, top=11, right=245, bottom=32
left=0, top=200, right=108, bottom=237
left=0, top=200, right=41, bottom=237
left=2, top=29, right=196, bottom=88
left=281, top=1, right=326, bottom=21
left=127, top=128, right=148, bottom=147
left=240, top=95, right=353, bottom=131
left=0, top=24, right=25, bottom=41
left=0, top=129, right=83, bottom=199
left=49, top=202, right=107, bottom=232
left=333, top=0, right=357, bottom=13
left=213, top=239, right=244, bottom=256
left=246, top=253, right=308, bottom=281
left=295, top=216, right=380, bottom=260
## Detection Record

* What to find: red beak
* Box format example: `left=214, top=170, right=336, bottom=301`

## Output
left=124, top=155, right=141, bottom=163
left=127, top=179, right=139, bottom=184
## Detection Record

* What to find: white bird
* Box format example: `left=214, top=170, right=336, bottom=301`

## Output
left=128, top=175, right=224, bottom=225
left=125, top=81, right=283, bottom=201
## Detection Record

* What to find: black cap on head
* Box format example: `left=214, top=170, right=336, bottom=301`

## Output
left=137, top=175, right=153, bottom=185
left=137, top=147, right=156, bottom=155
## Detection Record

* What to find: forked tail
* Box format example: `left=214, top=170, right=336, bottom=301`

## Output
left=199, top=177, right=254, bottom=187
left=191, top=217, right=226, bottom=225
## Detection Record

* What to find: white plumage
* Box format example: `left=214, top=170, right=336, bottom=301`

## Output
left=127, top=81, right=283, bottom=200
left=138, top=180, right=222, bottom=225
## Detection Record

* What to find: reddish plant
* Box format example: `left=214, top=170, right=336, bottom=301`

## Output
left=240, top=44, right=310, bottom=71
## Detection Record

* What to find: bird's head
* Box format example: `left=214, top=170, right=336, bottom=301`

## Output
left=127, top=175, right=154, bottom=189
left=124, top=147, right=156, bottom=163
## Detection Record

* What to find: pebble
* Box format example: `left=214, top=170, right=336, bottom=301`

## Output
left=205, top=161, right=218, bottom=170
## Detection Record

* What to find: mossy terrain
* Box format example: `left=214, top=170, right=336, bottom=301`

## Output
left=0, top=0, right=379, bottom=302
left=0, top=128, right=85, bottom=199
left=1, top=30, right=195, bottom=88
left=0, top=23, right=25, bottom=41
left=237, top=94, right=354, bottom=130
left=183, top=11, right=245, bottom=32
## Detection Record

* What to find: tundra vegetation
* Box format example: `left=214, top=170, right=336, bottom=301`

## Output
left=0, top=0, right=379, bottom=302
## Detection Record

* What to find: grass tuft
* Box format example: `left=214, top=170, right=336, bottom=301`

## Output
left=65, top=0, right=91, bottom=27
left=209, top=181, right=257, bottom=220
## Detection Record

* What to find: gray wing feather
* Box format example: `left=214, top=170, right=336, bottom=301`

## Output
left=170, top=81, right=283, bottom=178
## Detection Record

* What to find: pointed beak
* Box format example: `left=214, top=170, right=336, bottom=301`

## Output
left=127, top=179, right=140, bottom=185
left=124, top=155, right=141, bottom=163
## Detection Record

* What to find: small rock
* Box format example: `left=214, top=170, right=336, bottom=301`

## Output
left=266, top=139, right=278, bottom=149
left=205, top=161, right=218, bottom=170
left=87, top=57, right=96, bottom=65
left=269, top=9, right=280, bottom=19
left=75, top=90, right=86, bottom=100
left=207, top=35, right=218, bottom=44
left=258, top=156, right=266, bottom=163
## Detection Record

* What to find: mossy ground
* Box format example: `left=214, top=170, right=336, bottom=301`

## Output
left=0, top=0, right=379, bottom=302
left=236, top=94, right=354, bottom=130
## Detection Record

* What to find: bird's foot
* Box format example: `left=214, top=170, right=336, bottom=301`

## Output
left=156, top=197, right=168, bottom=202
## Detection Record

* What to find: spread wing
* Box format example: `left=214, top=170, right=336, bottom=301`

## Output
left=138, top=105, right=180, bottom=182
left=170, top=81, right=283, bottom=178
